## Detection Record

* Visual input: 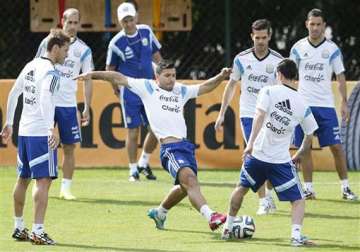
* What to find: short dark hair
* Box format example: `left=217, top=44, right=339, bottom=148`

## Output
left=46, top=28, right=71, bottom=52
left=277, top=59, right=298, bottom=80
left=156, top=60, right=175, bottom=75
left=307, top=8, right=325, bottom=21
left=252, top=19, right=272, bottom=34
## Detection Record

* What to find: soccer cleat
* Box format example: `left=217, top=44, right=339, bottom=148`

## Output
left=12, top=228, right=30, bottom=241
left=59, top=190, right=76, bottom=200
left=209, top=212, right=227, bottom=231
left=128, top=172, right=140, bottom=182
left=30, top=232, right=56, bottom=245
left=267, top=195, right=277, bottom=213
left=256, top=200, right=271, bottom=215
left=147, top=208, right=166, bottom=230
left=342, top=187, right=358, bottom=201
left=138, top=165, right=157, bottom=180
left=221, top=227, right=233, bottom=240
left=303, top=189, right=316, bottom=200
left=291, top=235, right=316, bottom=247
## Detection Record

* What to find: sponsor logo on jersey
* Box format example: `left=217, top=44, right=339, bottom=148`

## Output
left=305, top=63, right=324, bottom=71
left=275, top=99, right=292, bottom=116
left=159, top=94, right=179, bottom=103
left=24, top=97, right=36, bottom=105
left=25, top=70, right=35, bottom=82
left=303, top=52, right=309, bottom=58
left=161, top=104, right=181, bottom=113
left=246, top=65, right=252, bottom=70
left=246, top=86, right=261, bottom=94
left=172, top=87, right=181, bottom=95
left=266, top=121, right=286, bottom=135
left=270, top=111, right=291, bottom=126
left=24, top=85, right=36, bottom=94
left=248, top=74, right=268, bottom=83
left=64, top=59, right=75, bottom=68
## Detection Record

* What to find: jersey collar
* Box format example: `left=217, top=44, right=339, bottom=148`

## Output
left=40, top=56, right=55, bottom=66
left=307, top=37, right=326, bottom=48
left=252, top=48, right=270, bottom=62
left=282, top=83, right=297, bottom=91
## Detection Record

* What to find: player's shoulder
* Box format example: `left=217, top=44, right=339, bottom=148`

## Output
left=324, top=39, right=341, bottom=50
left=75, top=37, right=91, bottom=50
left=291, top=37, right=308, bottom=49
left=269, top=49, right=284, bottom=60
left=236, top=48, right=253, bottom=58
left=137, top=24, right=152, bottom=32
left=109, top=30, right=126, bottom=45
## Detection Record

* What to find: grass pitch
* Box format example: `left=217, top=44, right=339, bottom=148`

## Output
left=0, top=167, right=359, bottom=252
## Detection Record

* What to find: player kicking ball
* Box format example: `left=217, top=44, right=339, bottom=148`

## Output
left=75, top=60, right=230, bottom=231
left=222, top=59, right=317, bottom=246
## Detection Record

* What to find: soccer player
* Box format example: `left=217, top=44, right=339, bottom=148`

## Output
left=290, top=8, right=358, bottom=200
left=36, top=8, right=94, bottom=200
left=106, top=2, right=161, bottom=181
left=215, top=19, right=283, bottom=215
left=1, top=29, right=70, bottom=245
left=75, top=60, right=230, bottom=231
left=221, top=59, right=318, bottom=246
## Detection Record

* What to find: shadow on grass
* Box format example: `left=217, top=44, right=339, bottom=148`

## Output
left=200, top=182, right=236, bottom=188
left=57, top=243, right=183, bottom=252
left=205, top=236, right=360, bottom=250
left=316, top=198, right=360, bottom=204
left=272, top=209, right=359, bottom=220
left=49, top=197, right=189, bottom=208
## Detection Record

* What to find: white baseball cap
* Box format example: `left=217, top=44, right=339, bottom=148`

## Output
left=117, top=2, right=136, bottom=21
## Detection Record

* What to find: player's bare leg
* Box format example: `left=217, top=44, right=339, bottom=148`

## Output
left=301, top=150, right=316, bottom=199
left=138, top=129, right=157, bottom=180
left=12, top=178, right=31, bottom=241
left=127, top=127, right=140, bottom=181
left=290, top=199, right=315, bottom=246
left=60, top=144, right=76, bottom=200
left=330, top=144, right=358, bottom=200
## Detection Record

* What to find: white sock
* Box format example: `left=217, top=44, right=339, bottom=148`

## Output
left=32, top=223, right=44, bottom=235
left=225, top=215, right=236, bottom=230
left=129, top=163, right=138, bottom=175
left=14, top=216, right=24, bottom=230
left=138, top=151, right=151, bottom=168
left=157, top=205, right=168, bottom=219
left=265, top=188, right=273, bottom=198
left=61, top=178, right=72, bottom=191
left=291, top=224, right=302, bottom=240
left=259, top=197, right=267, bottom=206
left=200, top=205, right=214, bottom=222
left=341, top=179, right=349, bottom=190
left=303, top=182, right=313, bottom=192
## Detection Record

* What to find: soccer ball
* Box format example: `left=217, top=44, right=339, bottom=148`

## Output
left=232, top=215, right=255, bottom=239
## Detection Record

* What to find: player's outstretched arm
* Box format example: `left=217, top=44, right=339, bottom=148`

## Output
left=214, top=79, right=238, bottom=131
left=197, top=68, right=232, bottom=96
left=75, top=71, right=130, bottom=88
left=243, top=108, right=266, bottom=158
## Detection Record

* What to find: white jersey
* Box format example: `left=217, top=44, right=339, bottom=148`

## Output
left=230, top=48, right=283, bottom=118
left=252, top=85, right=318, bottom=163
left=6, top=57, right=60, bottom=136
left=36, top=37, right=94, bottom=107
left=290, top=38, right=345, bottom=107
left=127, top=78, right=199, bottom=140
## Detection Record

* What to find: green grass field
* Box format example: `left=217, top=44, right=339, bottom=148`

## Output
left=0, top=167, right=359, bottom=252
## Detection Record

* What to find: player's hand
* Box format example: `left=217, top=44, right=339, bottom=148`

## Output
left=219, top=68, right=232, bottom=79
left=112, top=83, right=120, bottom=97
left=242, top=144, right=253, bottom=160
left=341, top=100, right=349, bottom=123
left=81, top=106, right=90, bottom=126
left=214, top=115, right=224, bottom=131
left=0, top=125, right=13, bottom=143
left=48, top=129, right=59, bottom=150
left=74, top=72, right=92, bottom=81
